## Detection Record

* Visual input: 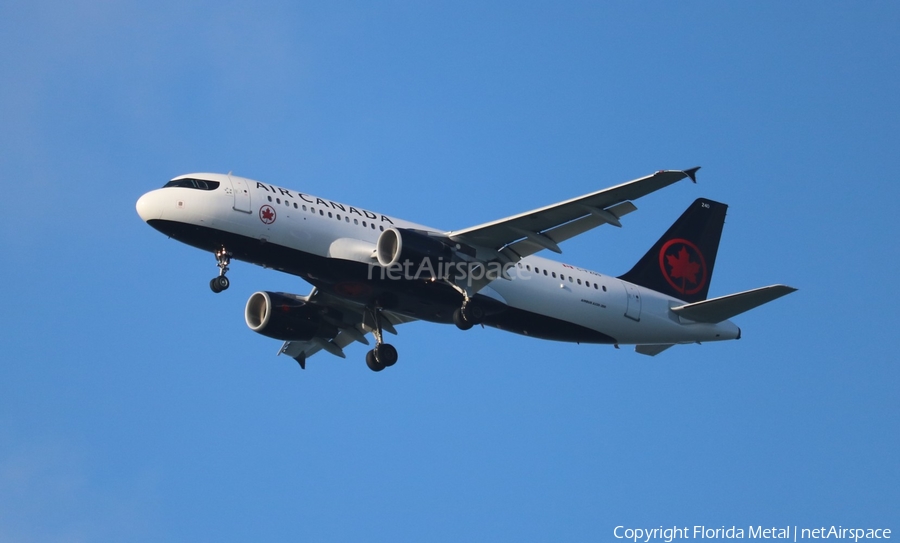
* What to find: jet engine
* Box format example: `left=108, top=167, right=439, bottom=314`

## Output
left=245, top=291, right=338, bottom=341
left=376, top=227, right=457, bottom=270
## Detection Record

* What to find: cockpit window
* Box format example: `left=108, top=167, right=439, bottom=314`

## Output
left=163, top=178, right=220, bottom=190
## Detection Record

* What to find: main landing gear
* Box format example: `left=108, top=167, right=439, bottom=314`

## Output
left=453, top=299, right=484, bottom=331
left=365, top=306, right=398, bottom=372
left=209, top=247, right=232, bottom=293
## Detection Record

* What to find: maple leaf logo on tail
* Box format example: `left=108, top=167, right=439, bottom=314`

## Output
left=667, top=247, right=701, bottom=284
left=659, top=238, right=707, bottom=296
left=618, top=198, right=726, bottom=304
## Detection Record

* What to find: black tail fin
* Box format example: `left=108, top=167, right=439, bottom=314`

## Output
left=618, top=198, right=727, bottom=303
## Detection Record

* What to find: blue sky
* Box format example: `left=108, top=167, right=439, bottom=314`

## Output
left=1, top=1, right=897, bottom=541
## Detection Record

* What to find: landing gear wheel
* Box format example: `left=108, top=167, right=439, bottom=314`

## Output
left=214, top=276, right=230, bottom=291
left=453, top=308, right=474, bottom=331
left=462, top=303, right=484, bottom=324
left=210, top=275, right=229, bottom=293
left=366, top=349, right=385, bottom=372
left=375, top=343, right=398, bottom=367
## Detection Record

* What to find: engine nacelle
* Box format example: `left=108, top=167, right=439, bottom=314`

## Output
left=376, top=227, right=455, bottom=269
left=245, top=291, right=338, bottom=342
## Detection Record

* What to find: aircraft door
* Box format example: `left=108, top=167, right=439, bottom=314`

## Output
left=622, top=281, right=641, bottom=321
left=228, top=174, right=252, bottom=213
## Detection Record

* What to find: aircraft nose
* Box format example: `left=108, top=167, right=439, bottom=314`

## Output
left=136, top=190, right=162, bottom=222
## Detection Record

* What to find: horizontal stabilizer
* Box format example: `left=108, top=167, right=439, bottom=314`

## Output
left=670, top=285, right=797, bottom=324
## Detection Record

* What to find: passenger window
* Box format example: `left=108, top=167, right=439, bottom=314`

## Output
left=362, top=221, right=367, bottom=227
left=293, top=203, right=298, bottom=209
left=267, top=196, right=272, bottom=202
left=354, top=219, right=359, bottom=225
left=569, top=277, right=573, bottom=283
left=526, top=265, right=531, bottom=271
left=371, top=223, right=375, bottom=229
left=602, top=285, right=607, bottom=292
left=328, top=212, right=333, bottom=218
left=319, top=210, right=324, bottom=216
left=345, top=217, right=349, bottom=222
left=379, top=225, right=384, bottom=231
left=577, top=279, right=582, bottom=285
left=302, top=205, right=307, bottom=211
left=276, top=198, right=281, bottom=204
left=543, top=270, right=547, bottom=276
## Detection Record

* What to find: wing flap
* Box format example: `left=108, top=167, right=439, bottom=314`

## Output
left=501, top=201, right=637, bottom=260
left=670, top=285, right=797, bottom=324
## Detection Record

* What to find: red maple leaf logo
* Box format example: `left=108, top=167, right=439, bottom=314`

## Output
left=259, top=205, right=276, bottom=224
left=658, top=238, right=707, bottom=296
left=666, top=247, right=701, bottom=285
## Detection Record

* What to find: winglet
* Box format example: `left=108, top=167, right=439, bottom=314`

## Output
left=684, top=166, right=700, bottom=183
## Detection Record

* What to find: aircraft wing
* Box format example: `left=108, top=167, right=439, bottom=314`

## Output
left=277, top=288, right=416, bottom=368
left=447, top=168, right=698, bottom=261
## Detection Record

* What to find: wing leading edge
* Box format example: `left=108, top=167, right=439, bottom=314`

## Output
left=447, top=168, right=699, bottom=261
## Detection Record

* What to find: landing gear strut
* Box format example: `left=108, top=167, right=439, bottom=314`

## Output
left=453, top=299, right=484, bottom=331
left=209, top=248, right=232, bottom=293
left=365, top=306, right=398, bottom=372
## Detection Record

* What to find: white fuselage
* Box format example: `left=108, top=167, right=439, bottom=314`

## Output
left=136, top=173, right=740, bottom=347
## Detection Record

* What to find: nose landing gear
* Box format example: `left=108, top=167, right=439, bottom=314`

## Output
left=210, top=248, right=232, bottom=293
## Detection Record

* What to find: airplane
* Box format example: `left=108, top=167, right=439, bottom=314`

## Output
left=136, top=167, right=796, bottom=371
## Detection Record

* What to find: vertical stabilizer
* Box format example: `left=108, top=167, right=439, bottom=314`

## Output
left=618, top=198, right=727, bottom=303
